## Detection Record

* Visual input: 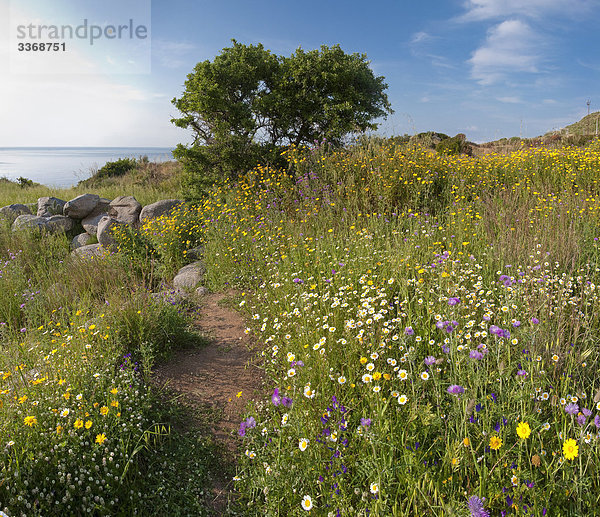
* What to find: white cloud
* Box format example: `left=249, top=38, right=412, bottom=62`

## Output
left=459, top=0, right=592, bottom=21
left=411, top=31, right=430, bottom=44
left=153, top=39, right=197, bottom=69
left=497, top=96, right=523, bottom=103
left=542, top=99, right=557, bottom=104
left=469, top=20, right=540, bottom=85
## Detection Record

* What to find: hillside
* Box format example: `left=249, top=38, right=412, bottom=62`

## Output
left=554, top=110, right=600, bottom=136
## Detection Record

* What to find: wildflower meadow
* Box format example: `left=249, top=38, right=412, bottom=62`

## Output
left=3, top=138, right=600, bottom=515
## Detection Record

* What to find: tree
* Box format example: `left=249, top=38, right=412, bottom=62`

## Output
left=171, top=40, right=393, bottom=197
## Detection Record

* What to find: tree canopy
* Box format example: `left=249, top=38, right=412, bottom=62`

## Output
left=171, top=40, right=393, bottom=195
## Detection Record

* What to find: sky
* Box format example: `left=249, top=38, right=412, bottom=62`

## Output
left=1, top=0, right=600, bottom=146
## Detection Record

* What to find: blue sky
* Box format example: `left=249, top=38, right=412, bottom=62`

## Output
left=1, top=0, right=600, bottom=146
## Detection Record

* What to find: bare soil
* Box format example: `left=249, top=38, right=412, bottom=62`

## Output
left=152, top=290, right=263, bottom=514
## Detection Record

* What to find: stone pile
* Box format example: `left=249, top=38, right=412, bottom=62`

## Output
left=0, top=194, right=209, bottom=296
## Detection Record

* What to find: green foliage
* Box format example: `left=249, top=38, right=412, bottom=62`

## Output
left=93, top=157, right=138, bottom=181
left=172, top=40, right=393, bottom=199
left=436, top=133, right=473, bottom=156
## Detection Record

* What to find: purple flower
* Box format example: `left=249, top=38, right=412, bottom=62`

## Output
left=564, top=403, right=579, bottom=415
left=245, top=416, right=256, bottom=429
left=360, top=418, right=372, bottom=428
left=448, top=297, right=461, bottom=306
left=513, top=320, right=521, bottom=328
left=405, top=326, right=414, bottom=336
left=281, top=396, right=293, bottom=407
left=516, top=369, right=527, bottom=377
left=272, top=388, right=281, bottom=406
left=447, top=385, right=465, bottom=395
left=489, top=325, right=500, bottom=335
left=293, top=278, right=303, bottom=284
left=582, top=407, right=592, bottom=417
left=594, top=415, right=600, bottom=429
left=531, top=317, right=539, bottom=324
left=435, top=320, right=446, bottom=329
left=470, top=350, right=484, bottom=360
left=468, top=495, right=490, bottom=517
left=238, top=423, right=246, bottom=437
left=424, top=356, right=436, bottom=366
left=577, top=414, right=587, bottom=426
left=442, top=345, right=450, bottom=354
left=483, top=314, right=491, bottom=322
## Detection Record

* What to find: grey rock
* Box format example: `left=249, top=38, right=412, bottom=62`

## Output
left=194, top=286, right=210, bottom=297
left=108, top=195, right=142, bottom=225
left=71, top=243, right=108, bottom=260
left=81, top=199, right=111, bottom=236
left=97, top=216, right=127, bottom=249
left=173, top=261, right=206, bottom=290
left=12, top=214, right=48, bottom=231
left=46, top=215, right=75, bottom=233
left=37, top=196, right=66, bottom=217
left=63, top=193, right=99, bottom=219
left=185, top=246, right=204, bottom=261
left=71, top=233, right=92, bottom=250
left=0, top=204, right=32, bottom=223
left=139, top=199, right=183, bottom=224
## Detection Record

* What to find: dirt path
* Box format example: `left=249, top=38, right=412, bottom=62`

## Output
left=152, top=290, right=263, bottom=514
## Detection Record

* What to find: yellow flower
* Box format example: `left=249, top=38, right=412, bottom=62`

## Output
left=516, top=421, right=531, bottom=439
left=463, top=437, right=470, bottom=447
left=110, top=400, right=119, bottom=407
left=24, top=415, right=37, bottom=426
left=56, top=425, right=63, bottom=434
left=563, top=439, right=578, bottom=460
left=110, top=388, right=118, bottom=395
left=100, top=406, right=109, bottom=416
left=95, top=433, right=107, bottom=445
left=489, top=436, right=503, bottom=450
left=85, top=420, right=93, bottom=429
left=74, top=419, right=84, bottom=429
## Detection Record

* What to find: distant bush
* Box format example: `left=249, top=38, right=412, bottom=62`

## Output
left=94, top=157, right=138, bottom=181
left=435, top=133, right=473, bottom=155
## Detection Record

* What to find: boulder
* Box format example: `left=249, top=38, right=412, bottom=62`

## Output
left=46, top=215, right=75, bottom=233
left=195, top=286, right=210, bottom=297
left=81, top=198, right=112, bottom=236
left=12, top=214, right=48, bottom=232
left=185, top=246, right=204, bottom=261
left=63, top=193, right=99, bottom=219
left=71, top=233, right=92, bottom=250
left=97, top=216, right=127, bottom=249
left=108, top=195, right=142, bottom=225
left=173, top=261, right=206, bottom=290
left=71, top=243, right=108, bottom=260
left=139, top=199, right=183, bottom=224
left=0, top=204, right=32, bottom=223
left=37, top=197, right=66, bottom=217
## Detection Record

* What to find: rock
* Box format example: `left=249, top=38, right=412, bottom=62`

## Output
left=12, top=214, right=48, bottom=231
left=97, top=216, right=127, bottom=249
left=108, top=195, right=142, bottom=225
left=37, top=197, right=66, bottom=217
left=194, top=286, right=210, bottom=297
left=185, top=246, right=204, bottom=260
left=173, top=261, right=206, bottom=290
left=139, top=199, right=183, bottom=224
left=0, top=204, right=32, bottom=223
left=71, top=233, right=92, bottom=250
left=81, top=199, right=111, bottom=236
left=46, top=215, right=75, bottom=233
left=71, top=243, right=109, bottom=260
left=63, top=193, right=99, bottom=219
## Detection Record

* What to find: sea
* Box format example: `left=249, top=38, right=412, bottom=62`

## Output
left=0, top=147, right=175, bottom=188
